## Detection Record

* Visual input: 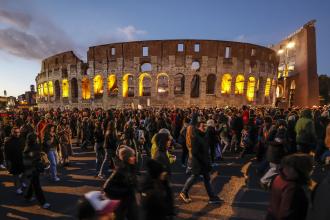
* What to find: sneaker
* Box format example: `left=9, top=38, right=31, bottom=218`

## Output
left=181, top=164, right=187, bottom=168
left=208, top=196, right=224, bottom=204
left=53, top=177, right=60, bottom=182
left=42, top=203, right=51, bottom=209
left=179, top=192, right=192, bottom=203
left=22, top=182, right=28, bottom=188
left=97, top=174, right=105, bottom=180
left=16, top=188, right=23, bottom=195
left=0, top=164, right=6, bottom=169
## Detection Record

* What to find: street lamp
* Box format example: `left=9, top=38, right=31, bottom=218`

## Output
left=277, top=41, right=295, bottom=101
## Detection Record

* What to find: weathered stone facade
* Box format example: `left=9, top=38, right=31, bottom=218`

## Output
left=36, top=40, right=278, bottom=109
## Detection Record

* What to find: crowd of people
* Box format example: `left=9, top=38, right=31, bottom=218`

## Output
left=0, top=105, right=330, bottom=220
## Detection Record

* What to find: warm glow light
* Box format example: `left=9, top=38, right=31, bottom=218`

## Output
left=277, top=49, right=284, bottom=55
left=286, top=41, right=295, bottom=49
left=107, top=74, right=118, bottom=96
left=37, top=84, right=42, bottom=97
left=221, top=73, right=232, bottom=94
left=82, top=77, right=91, bottom=100
left=276, top=85, right=283, bottom=98
left=234, top=74, right=244, bottom=94
left=43, top=82, right=48, bottom=96
left=62, top=79, right=69, bottom=98
left=48, top=81, right=54, bottom=96
left=157, top=73, right=169, bottom=95
left=246, top=76, right=256, bottom=102
left=264, top=78, right=271, bottom=97
left=139, top=73, right=151, bottom=96
left=93, top=74, right=103, bottom=95
left=123, top=74, right=134, bottom=97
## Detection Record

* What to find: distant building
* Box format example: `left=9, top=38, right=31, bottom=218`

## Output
left=17, top=85, right=37, bottom=109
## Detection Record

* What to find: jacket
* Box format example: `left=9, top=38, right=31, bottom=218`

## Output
left=4, top=136, right=24, bottom=175
left=191, top=128, right=211, bottom=175
left=295, top=110, right=317, bottom=146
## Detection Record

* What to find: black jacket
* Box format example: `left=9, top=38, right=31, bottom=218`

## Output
left=4, top=136, right=24, bottom=175
left=191, top=128, right=211, bottom=175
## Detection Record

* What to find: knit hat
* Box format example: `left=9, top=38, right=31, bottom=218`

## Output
left=78, top=191, right=120, bottom=218
left=117, top=145, right=135, bottom=162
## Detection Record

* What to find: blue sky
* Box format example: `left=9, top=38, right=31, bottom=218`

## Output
left=0, top=0, right=329, bottom=96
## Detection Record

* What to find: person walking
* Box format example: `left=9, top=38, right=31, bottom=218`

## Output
left=23, top=132, right=50, bottom=209
left=4, top=127, right=25, bottom=194
left=180, top=120, right=222, bottom=204
left=295, top=109, right=317, bottom=153
left=43, top=124, right=60, bottom=181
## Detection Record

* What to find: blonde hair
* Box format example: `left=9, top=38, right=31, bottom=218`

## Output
left=326, top=124, right=330, bottom=149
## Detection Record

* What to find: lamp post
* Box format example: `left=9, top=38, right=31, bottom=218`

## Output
left=277, top=41, right=295, bottom=102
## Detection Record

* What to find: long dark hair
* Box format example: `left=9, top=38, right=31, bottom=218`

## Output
left=24, top=132, right=40, bottom=153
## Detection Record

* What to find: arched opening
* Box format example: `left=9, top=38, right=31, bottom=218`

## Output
left=289, top=80, right=296, bottom=107
left=62, top=79, right=69, bottom=98
left=93, top=74, right=103, bottom=99
left=140, top=63, right=152, bottom=72
left=264, top=78, right=271, bottom=97
left=48, top=81, right=54, bottom=97
left=82, top=77, right=91, bottom=100
left=123, top=74, right=134, bottom=97
left=221, top=73, right=232, bottom=94
left=107, top=74, right=118, bottom=97
left=37, top=84, right=42, bottom=97
left=206, top=74, right=216, bottom=94
left=157, top=73, right=169, bottom=96
left=43, top=82, right=48, bottom=96
left=54, top=80, right=60, bottom=100
left=174, top=73, right=185, bottom=94
left=276, top=85, right=284, bottom=98
left=190, top=74, right=200, bottom=98
left=235, top=74, right=245, bottom=94
left=246, top=76, right=256, bottom=102
left=71, top=78, right=78, bottom=100
left=139, top=73, right=151, bottom=96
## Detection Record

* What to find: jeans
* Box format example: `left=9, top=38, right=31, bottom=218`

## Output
left=99, top=148, right=114, bottom=176
left=182, top=173, right=216, bottom=198
left=94, top=142, right=104, bottom=174
left=24, top=173, right=46, bottom=205
left=47, top=150, right=58, bottom=179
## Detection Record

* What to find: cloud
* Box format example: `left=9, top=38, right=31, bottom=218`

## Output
left=0, top=8, right=76, bottom=60
left=235, top=34, right=247, bottom=42
left=116, top=25, right=147, bottom=41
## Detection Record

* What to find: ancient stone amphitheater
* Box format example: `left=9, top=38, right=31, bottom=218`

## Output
left=36, top=40, right=278, bottom=109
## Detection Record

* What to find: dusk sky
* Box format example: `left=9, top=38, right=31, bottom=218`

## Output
left=0, top=0, right=329, bottom=97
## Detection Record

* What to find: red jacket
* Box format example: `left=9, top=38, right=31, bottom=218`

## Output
left=266, top=173, right=309, bottom=220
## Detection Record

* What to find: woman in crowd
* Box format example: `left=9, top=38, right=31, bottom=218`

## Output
left=43, top=124, right=60, bottom=181
left=23, top=132, right=50, bottom=209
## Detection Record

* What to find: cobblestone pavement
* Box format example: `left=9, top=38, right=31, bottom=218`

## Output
left=0, top=143, right=269, bottom=220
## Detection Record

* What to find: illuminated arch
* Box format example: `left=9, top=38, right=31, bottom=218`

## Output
left=43, top=82, right=49, bottom=96
left=37, top=84, right=42, bottom=97
left=276, top=85, right=284, bottom=98
left=54, top=80, right=60, bottom=100
left=174, top=73, right=185, bottom=94
left=235, top=74, right=245, bottom=94
left=62, top=79, right=69, bottom=98
left=93, top=74, right=103, bottom=98
left=71, top=78, right=78, bottom=99
left=157, top=73, right=169, bottom=96
left=246, top=76, right=256, bottom=102
left=48, top=81, right=54, bottom=97
left=82, top=77, right=91, bottom=100
left=221, top=73, right=232, bottom=94
left=264, top=78, right=271, bottom=97
left=107, top=74, right=118, bottom=96
left=139, top=73, right=151, bottom=96
left=122, top=74, right=134, bottom=97
left=290, top=80, right=296, bottom=90
left=206, top=74, right=216, bottom=94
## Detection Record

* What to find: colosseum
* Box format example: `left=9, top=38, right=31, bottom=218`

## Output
left=36, top=39, right=279, bottom=109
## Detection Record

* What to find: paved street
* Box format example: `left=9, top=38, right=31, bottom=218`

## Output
left=0, top=143, right=269, bottom=220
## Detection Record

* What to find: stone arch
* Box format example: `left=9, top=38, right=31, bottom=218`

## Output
left=246, top=76, right=256, bottom=102
left=62, top=79, right=69, bottom=98
left=139, top=73, right=152, bottom=96
left=276, top=85, right=284, bottom=98
left=82, top=77, right=91, bottom=100
left=123, top=74, right=134, bottom=97
left=107, top=74, right=118, bottom=97
left=93, top=74, right=103, bottom=99
left=221, top=73, right=232, bottom=94
left=71, top=78, right=78, bottom=99
left=37, top=84, right=42, bottom=97
left=264, top=78, right=271, bottom=97
left=234, top=74, right=244, bottom=95
left=174, top=73, right=185, bottom=95
left=206, top=74, right=216, bottom=94
left=43, top=82, right=48, bottom=96
left=157, top=73, right=169, bottom=96
left=54, top=80, right=60, bottom=100
left=48, top=81, right=54, bottom=97
left=191, top=74, right=200, bottom=98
